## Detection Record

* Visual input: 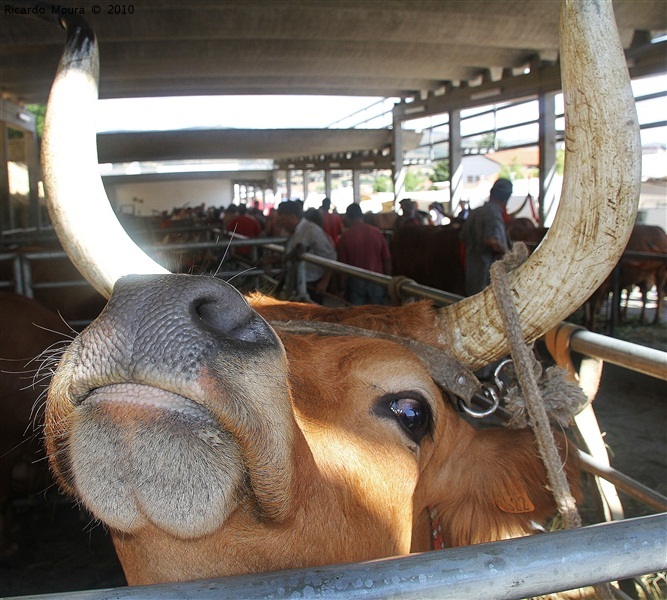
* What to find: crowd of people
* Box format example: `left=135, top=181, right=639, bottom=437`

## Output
left=154, top=179, right=514, bottom=305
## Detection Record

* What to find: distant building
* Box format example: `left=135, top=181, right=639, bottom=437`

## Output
left=641, top=143, right=667, bottom=181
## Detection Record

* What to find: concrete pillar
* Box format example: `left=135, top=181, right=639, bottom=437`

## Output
left=0, top=120, right=11, bottom=230
left=324, top=170, right=332, bottom=199
left=449, top=109, right=463, bottom=214
left=392, top=114, right=406, bottom=206
left=286, top=170, right=292, bottom=199
left=352, top=170, right=361, bottom=204
left=538, top=92, right=558, bottom=227
left=303, top=169, right=309, bottom=201
left=25, top=130, right=40, bottom=229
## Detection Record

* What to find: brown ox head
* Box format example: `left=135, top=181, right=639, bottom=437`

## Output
left=42, top=1, right=640, bottom=587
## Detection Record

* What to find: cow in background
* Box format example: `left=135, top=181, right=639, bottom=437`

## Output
left=506, top=218, right=549, bottom=249
left=364, top=211, right=398, bottom=231
left=0, top=293, right=70, bottom=557
left=584, top=224, right=667, bottom=330
left=0, top=242, right=107, bottom=328
left=389, top=218, right=544, bottom=300
left=503, top=221, right=666, bottom=330
left=391, top=223, right=466, bottom=297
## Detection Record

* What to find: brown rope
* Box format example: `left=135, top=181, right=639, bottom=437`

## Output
left=489, top=244, right=581, bottom=529
left=490, top=244, right=616, bottom=600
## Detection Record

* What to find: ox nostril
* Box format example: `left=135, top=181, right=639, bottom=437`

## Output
left=196, top=299, right=247, bottom=335
left=195, top=299, right=272, bottom=344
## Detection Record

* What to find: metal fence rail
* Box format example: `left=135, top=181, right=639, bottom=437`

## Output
left=291, top=249, right=667, bottom=381
left=11, top=514, right=667, bottom=600
left=2, top=240, right=664, bottom=379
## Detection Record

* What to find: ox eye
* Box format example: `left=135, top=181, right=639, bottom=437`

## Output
left=376, top=393, right=433, bottom=444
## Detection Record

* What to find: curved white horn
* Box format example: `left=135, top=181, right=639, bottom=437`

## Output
left=437, top=0, right=641, bottom=370
left=42, top=16, right=168, bottom=300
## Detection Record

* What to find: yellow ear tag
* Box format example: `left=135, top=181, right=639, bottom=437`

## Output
left=496, top=488, right=536, bottom=514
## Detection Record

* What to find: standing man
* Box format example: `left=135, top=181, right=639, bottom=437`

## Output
left=320, top=197, right=344, bottom=244
left=336, top=203, right=392, bottom=305
left=460, top=178, right=513, bottom=296
left=225, top=204, right=262, bottom=258
left=276, top=200, right=336, bottom=303
left=394, top=198, right=427, bottom=231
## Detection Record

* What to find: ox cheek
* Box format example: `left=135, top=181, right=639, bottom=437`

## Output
left=69, top=385, right=245, bottom=539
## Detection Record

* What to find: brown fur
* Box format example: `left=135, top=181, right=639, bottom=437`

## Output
left=45, top=280, right=580, bottom=585
left=0, top=293, right=71, bottom=556
left=584, top=225, right=667, bottom=329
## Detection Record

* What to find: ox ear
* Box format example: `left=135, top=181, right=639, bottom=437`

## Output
left=427, top=428, right=580, bottom=548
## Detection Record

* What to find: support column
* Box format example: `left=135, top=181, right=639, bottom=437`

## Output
left=538, top=91, right=558, bottom=227
left=0, top=120, right=11, bottom=231
left=352, top=170, right=361, bottom=204
left=449, top=109, right=463, bottom=214
left=392, top=113, right=406, bottom=206
left=25, top=130, right=40, bottom=229
left=303, top=169, right=309, bottom=202
left=324, top=170, right=332, bottom=199
left=286, top=170, right=292, bottom=199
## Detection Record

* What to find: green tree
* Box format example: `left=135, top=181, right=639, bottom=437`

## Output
left=26, top=104, right=47, bottom=137
left=498, top=158, right=523, bottom=180
left=431, top=160, right=449, bottom=182
left=476, top=132, right=496, bottom=149
left=556, top=149, right=565, bottom=175
left=404, top=169, right=428, bottom=192
left=373, top=174, right=393, bottom=193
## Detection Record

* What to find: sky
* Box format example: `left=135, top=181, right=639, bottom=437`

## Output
left=96, top=95, right=386, bottom=133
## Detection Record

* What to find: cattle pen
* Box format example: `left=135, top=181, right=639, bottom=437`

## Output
left=1, top=235, right=665, bottom=599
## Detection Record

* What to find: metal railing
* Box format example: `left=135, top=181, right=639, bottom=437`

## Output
left=286, top=248, right=667, bottom=381
left=10, top=514, right=667, bottom=600
left=3, top=237, right=663, bottom=379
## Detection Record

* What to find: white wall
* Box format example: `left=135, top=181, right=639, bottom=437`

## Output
left=107, top=178, right=234, bottom=216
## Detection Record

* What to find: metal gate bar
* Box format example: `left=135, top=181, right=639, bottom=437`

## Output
left=11, top=514, right=666, bottom=600
left=294, top=250, right=667, bottom=381
left=577, top=450, right=667, bottom=513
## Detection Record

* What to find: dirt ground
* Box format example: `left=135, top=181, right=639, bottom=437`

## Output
left=1, top=299, right=665, bottom=598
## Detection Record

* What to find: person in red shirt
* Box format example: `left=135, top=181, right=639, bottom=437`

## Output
left=336, top=202, right=392, bottom=305
left=320, top=197, right=344, bottom=244
left=225, top=204, right=262, bottom=258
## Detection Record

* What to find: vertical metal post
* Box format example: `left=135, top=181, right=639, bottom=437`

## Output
left=286, top=170, right=292, bottom=200
left=538, top=91, right=558, bottom=226
left=12, top=253, right=24, bottom=294
left=449, top=109, right=462, bottom=214
left=352, top=170, right=361, bottom=204
left=392, top=108, right=406, bottom=205
left=25, top=130, right=41, bottom=229
left=296, top=258, right=308, bottom=301
left=324, top=170, right=332, bottom=199
left=20, top=254, right=34, bottom=299
left=0, top=120, right=12, bottom=231
left=610, top=262, right=621, bottom=335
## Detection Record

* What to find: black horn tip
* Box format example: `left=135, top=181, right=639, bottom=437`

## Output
left=60, top=14, right=96, bottom=55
